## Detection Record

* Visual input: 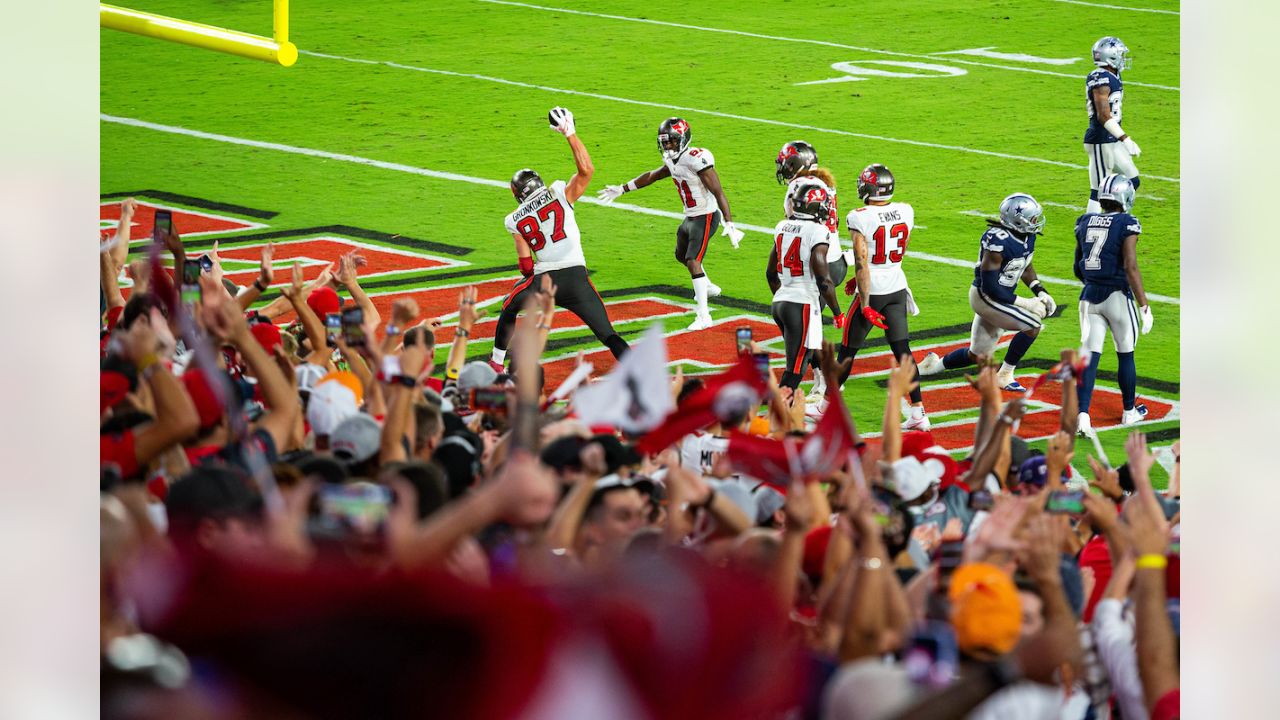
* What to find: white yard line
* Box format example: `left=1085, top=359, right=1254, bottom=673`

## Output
left=300, top=50, right=1181, bottom=185
left=1045, top=0, right=1179, bottom=15
left=100, top=113, right=1182, bottom=306
left=473, top=0, right=1179, bottom=91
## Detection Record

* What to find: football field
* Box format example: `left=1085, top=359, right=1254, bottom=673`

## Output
left=100, top=0, right=1180, bottom=481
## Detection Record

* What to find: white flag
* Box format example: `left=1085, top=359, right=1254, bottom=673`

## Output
left=572, top=324, right=673, bottom=433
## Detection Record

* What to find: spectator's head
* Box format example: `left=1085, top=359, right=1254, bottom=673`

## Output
left=403, top=325, right=435, bottom=353
left=1013, top=456, right=1067, bottom=495
left=885, top=455, right=941, bottom=511
left=457, top=361, right=498, bottom=397
left=306, top=286, right=341, bottom=319
left=330, top=413, right=382, bottom=476
left=589, top=434, right=642, bottom=477
left=539, top=435, right=587, bottom=481
left=379, top=461, right=449, bottom=520
left=677, top=378, right=705, bottom=405
left=1013, top=572, right=1045, bottom=638
left=581, top=477, right=648, bottom=565
left=164, top=465, right=265, bottom=557
left=434, top=432, right=482, bottom=498
left=948, top=563, right=1022, bottom=661
left=307, top=372, right=362, bottom=447
left=181, top=366, right=245, bottom=444
left=1006, top=436, right=1032, bottom=487
left=101, top=355, right=137, bottom=418
left=120, top=292, right=162, bottom=330
left=249, top=321, right=283, bottom=354
left=413, top=403, right=445, bottom=460
left=294, top=454, right=350, bottom=486
left=871, top=485, right=915, bottom=559
left=729, top=528, right=782, bottom=577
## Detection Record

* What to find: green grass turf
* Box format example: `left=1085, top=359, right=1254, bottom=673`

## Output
left=100, top=0, right=1179, bottom=482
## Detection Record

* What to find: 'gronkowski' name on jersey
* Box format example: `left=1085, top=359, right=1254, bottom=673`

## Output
left=1084, top=68, right=1124, bottom=144
left=664, top=147, right=718, bottom=218
left=1074, top=212, right=1142, bottom=303
left=971, top=225, right=1035, bottom=299
left=503, top=180, right=586, bottom=273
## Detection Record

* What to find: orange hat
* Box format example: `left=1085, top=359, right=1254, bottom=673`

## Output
left=747, top=415, right=771, bottom=437
left=316, top=370, right=364, bottom=406
left=948, top=563, right=1022, bottom=657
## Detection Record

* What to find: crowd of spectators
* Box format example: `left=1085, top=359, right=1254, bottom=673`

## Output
left=99, top=207, right=1180, bottom=719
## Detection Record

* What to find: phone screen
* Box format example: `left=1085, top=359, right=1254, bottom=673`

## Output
left=736, top=326, right=753, bottom=353
left=752, top=352, right=770, bottom=381
left=180, top=259, right=202, bottom=306
left=341, top=306, right=365, bottom=346
left=470, top=386, right=509, bottom=413
left=1046, top=490, right=1085, bottom=514
left=310, top=482, right=391, bottom=540
left=153, top=209, right=173, bottom=237
left=903, top=621, right=958, bottom=688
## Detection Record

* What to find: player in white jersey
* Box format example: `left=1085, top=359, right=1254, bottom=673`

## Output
left=766, top=180, right=842, bottom=392
left=597, top=117, right=746, bottom=330
left=490, top=107, right=629, bottom=371
left=775, top=141, right=850, bottom=403
left=1083, top=36, right=1142, bottom=214
left=837, top=164, right=929, bottom=429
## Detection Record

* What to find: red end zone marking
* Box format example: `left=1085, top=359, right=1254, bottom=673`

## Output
left=274, top=277, right=522, bottom=325
left=541, top=316, right=781, bottom=386
left=101, top=201, right=265, bottom=240
left=217, top=238, right=454, bottom=285
left=434, top=298, right=690, bottom=344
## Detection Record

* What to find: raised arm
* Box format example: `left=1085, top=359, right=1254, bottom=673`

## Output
left=280, top=262, right=333, bottom=368
left=443, top=286, right=478, bottom=386
left=206, top=299, right=300, bottom=450
left=335, top=251, right=382, bottom=330
left=121, top=320, right=199, bottom=464
left=110, top=198, right=136, bottom=273
left=882, top=355, right=917, bottom=462
left=235, top=242, right=275, bottom=312
left=546, top=107, right=593, bottom=204
left=1059, top=348, right=1079, bottom=436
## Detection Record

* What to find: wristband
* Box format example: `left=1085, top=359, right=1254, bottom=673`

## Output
left=1136, top=553, right=1168, bottom=570
left=624, top=181, right=637, bottom=192
left=253, top=278, right=269, bottom=292
left=445, top=366, right=460, bottom=381
left=998, top=415, right=1015, bottom=425
left=456, top=328, right=470, bottom=338
left=385, top=325, right=401, bottom=336
left=390, top=374, right=417, bottom=389
left=1028, top=281, right=1046, bottom=295
left=135, top=353, right=160, bottom=374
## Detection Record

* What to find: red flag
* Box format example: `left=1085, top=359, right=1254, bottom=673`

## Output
left=724, top=389, right=859, bottom=488
left=725, top=431, right=795, bottom=492
left=635, top=354, right=767, bottom=454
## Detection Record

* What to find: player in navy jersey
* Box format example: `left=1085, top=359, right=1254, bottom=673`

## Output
left=918, top=194, right=1056, bottom=391
left=1084, top=36, right=1142, bottom=214
left=1073, top=174, right=1154, bottom=437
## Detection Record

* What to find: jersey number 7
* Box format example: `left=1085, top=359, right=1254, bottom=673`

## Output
left=515, top=200, right=567, bottom=251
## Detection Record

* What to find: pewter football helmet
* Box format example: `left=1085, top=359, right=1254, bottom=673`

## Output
left=1097, top=174, right=1136, bottom=213
left=998, top=194, right=1045, bottom=235
left=1092, top=36, right=1131, bottom=71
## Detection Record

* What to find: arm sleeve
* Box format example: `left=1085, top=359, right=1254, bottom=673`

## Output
left=1091, top=599, right=1151, bottom=720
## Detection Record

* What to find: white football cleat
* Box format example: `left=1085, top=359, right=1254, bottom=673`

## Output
left=903, top=412, right=931, bottom=431
left=707, top=282, right=722, bottom=298
left=1120, top=404, right=1148, bottom=426
left=805, top=397, right=829, bottom=418
left=807, top=373, right=827, bottom=401
left=917, top=352, right=945, bottom=376
left=996, top=369, right=1027, bottom=393
left=1077, top=412, right=1096, bottom=439
left=687, top=312, right=713, bottom=331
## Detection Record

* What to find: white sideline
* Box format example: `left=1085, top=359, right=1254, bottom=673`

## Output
left=1046, top=0, right=1179, bottom=15
left=474, top=0, right=1180, bottom=91
left=100, top=113, right=1181, bottom=306
left=300, top=50, right=1181, bottom=185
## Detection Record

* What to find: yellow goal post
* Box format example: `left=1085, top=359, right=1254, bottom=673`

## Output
left=100, top=0, right=298, bottom=67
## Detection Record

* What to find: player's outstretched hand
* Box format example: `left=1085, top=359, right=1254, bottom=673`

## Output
left=548, top=107, right=576, bottom=137
left=843, top=276, right=858, bottom=297
left=597, top=185, right=623, bottom=204
left=1121, top=136, right=1141, bottom=157
left=861, top=305, right=888, bottom=330
left=721, top=221, right=744, bottom=249
left=1139, top=305, right=1153, bottom=335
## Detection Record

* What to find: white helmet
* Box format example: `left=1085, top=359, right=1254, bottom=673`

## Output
left=1092, top=36, right=1131, bottom=71
left=1098, top=174, right=1136, bottom=213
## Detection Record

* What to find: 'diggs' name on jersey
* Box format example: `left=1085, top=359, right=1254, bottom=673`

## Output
left=503, top=180, right=586, bottom=273
left=971, top=226, right=1035, bottom=304
left=664, top=147, right=718, bottom=217
left=772, top=219, right=830, bottom=304
left=1084, top=68, right=1124, bottom=144
left=1074, top=212, right=1142, bottom=303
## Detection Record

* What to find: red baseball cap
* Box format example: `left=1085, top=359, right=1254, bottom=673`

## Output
left=307, top=286, right=341, bottom=318
left=250, top=322, right=283, bottom=353
left=182, top=368, right=225, bottom=430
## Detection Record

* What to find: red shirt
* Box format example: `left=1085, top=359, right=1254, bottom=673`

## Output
left=1079, top=534, right=1112, bottom=622
left=1152, top=688, right=1180, bottom=720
